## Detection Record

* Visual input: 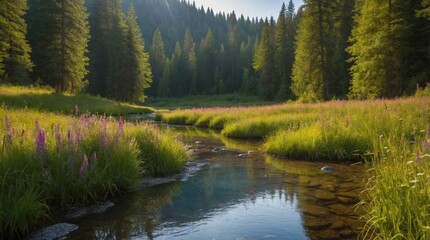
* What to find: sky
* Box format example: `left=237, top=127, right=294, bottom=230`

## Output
left=191, top=0, right=304, bottom=20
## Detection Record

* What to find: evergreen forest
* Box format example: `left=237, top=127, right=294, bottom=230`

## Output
left=0, top=0, right=429, bottom=102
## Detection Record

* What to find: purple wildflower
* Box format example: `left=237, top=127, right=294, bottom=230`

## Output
left=102, top=114, right=107, bottom=129
left=91, top=152, right=97, bottom=169
left=4, top=115, right=12, bottom=147
left=54, top=125, right=62, bottom=151
left=423, top=139, right=430, bottom=153
left=118, top=117, right=124, bottom=135
left=416, top=150, right=422, bottom=163
left=35, top=128, right=46, bottom=158
left=80, top=154, right=89, bottom=177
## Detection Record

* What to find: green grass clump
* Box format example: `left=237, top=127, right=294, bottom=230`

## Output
left=0, top=107, right=189, bottom=238
left=265, top=123, right=371, bottom=161
left=127, top=125, right=189, bottom=176
left=0, top=85, right=153, bottom=115
left=221, top=113, right=316, bottom=139
left=361, top=127, right=430, bottom=239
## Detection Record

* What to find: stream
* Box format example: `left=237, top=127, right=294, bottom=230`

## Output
left=59, top=125, right=367, bottom=239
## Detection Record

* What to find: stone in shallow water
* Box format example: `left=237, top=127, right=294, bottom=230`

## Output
left=339, top=229, right=354, bottom=238
left=327, top=204, right=353, bottom=215
left=304, top=219, right=331, bottom=230
left=330, top=219, right=346, bottom=230
left=336, top=191, right=359, bottom=199
left=66, top=202, right=114, bottom=219
left=318, top=229, right=340, bottom=239
left=302, top=205, right=329, bottom=217
left=337, top=196, right=357, bottom=205
left=26, top=223, right=78, bottom=240
left=141, top=178, right=176, bottom=186
left=314, top=190, right=337, bottom=201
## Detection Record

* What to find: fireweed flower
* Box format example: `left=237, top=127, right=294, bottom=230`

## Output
left=80, top=154, right=89, bottom=177
left=35, top=128, right=46, bottom=158
left=416, top=150, right=422, bottom=163
left=424, top=139, right=430, bottom=153
left=118, top=117, right=124, bottom=135
left=54, top=125, right=62, bottom=151
left=4, top=115, right=12, bottom=147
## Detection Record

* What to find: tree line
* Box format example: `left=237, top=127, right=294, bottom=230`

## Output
left=0, top=0, right=429, bottom=102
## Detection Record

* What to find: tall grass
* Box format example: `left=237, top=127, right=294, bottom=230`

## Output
left=0, top=107, right=189, bottom=238
left=360, top=121, right=430, bottom=239
left=0, top=85, right=153, bottom=115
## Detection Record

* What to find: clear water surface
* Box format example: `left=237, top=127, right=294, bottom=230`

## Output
left=65, top=126, right=367, bottom=240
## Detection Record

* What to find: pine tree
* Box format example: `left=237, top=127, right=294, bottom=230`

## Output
left=227, top=25, right=240, bottom=91
left=124, top=5, right=152, bottom=102
left=28, top=0, right=89, bottom=93
left=0, top=0, right=32, bottom=83
left=348, top=0, right=418, bottom=99
left=274, top=3, right=288, bottom=100
left=105, top=0, right=129, bottom=100
left=253, top=20, right=275, bottom=100
left=169, top=41, right=184, bottom=97
left=291, top=0, right=335, bottom=102
left=183, top=28, right=197, bottom=94
left=197, top=28, right=216, bottom=93
left=149, top=28, right=166, bottom=96
left=158, top=58, right=171, bottom=97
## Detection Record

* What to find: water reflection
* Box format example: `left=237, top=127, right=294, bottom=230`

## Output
left=66, top=127, right=366, bottom=240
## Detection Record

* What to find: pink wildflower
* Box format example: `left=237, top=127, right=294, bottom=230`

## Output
left=416, top=150, right=422, bottom=163
left=35, top=128, right=46, bottom=158
left=80, top=154, right=89, bottom=177
left=423, top=139, right=430, bottom=153
left=118, top=117, right=124, bottom=135
left=4, top=115, right=12, bottom=147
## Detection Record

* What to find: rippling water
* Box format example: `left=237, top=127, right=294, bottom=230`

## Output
left=65, top=126, right=367, bottom=240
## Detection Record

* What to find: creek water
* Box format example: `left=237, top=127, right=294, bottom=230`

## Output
left=66, top=126, right=367, bottom=240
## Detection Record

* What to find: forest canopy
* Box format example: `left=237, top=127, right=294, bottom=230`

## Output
left=0, top=0, right=429, bottom=102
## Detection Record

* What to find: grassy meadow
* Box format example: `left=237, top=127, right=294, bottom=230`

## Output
left=158, top=96, right=430, bottom=238
left=0, top=86, right=189, bottom=238
left=0, top=85, right=154, bottom=115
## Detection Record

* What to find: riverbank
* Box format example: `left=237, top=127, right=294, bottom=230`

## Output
left=158, top=97, right=430, bottom=238
left=0, top=106, right=189, bottom=238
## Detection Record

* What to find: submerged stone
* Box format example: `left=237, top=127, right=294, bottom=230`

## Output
left=26, top=223, right=78, bottom=240
left=318, top=229, right=340, bottom=239
left=141, top=178, right=177, bottom=187
left=314, top=190, right=337, bottom=201
left=301, top=205, right=329, bottom=217
left=304, top=219, right=330, bottom=230
left=66, top=202, right=114, bottom=219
